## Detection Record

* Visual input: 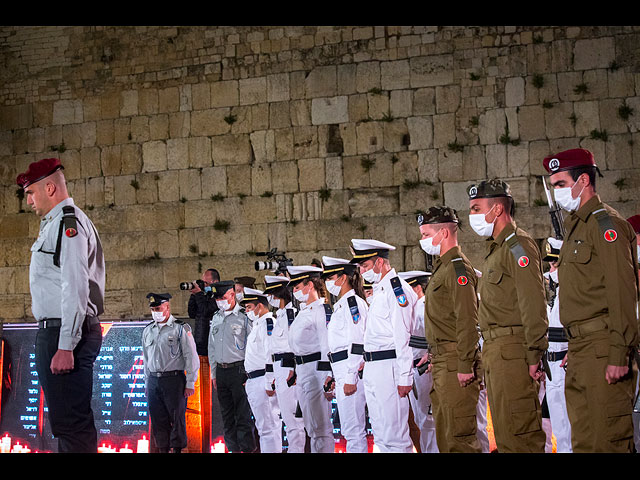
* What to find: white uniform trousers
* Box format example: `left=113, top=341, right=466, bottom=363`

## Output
left=409, top=366, right=438, bottom=453
left=475, top=387, right=491, bottom=453
left=332, top=360, right=368, bottom=453
left=273, top=362, right=306, bottom=453
left=363, top=358, right=413, bottom=453
left=546, top=359, right=572, bottom=453
left=296, top=361, right=334, bottom=453
left=245, top=376, right=282, bottom=453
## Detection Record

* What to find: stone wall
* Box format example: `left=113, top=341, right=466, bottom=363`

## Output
left=1, top=26, right=639, bottom=321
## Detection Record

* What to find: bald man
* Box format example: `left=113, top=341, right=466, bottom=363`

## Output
left=17, top=158, right=105, bottom=453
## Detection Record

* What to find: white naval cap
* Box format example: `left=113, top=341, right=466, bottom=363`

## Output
left=321, top=256, right=357, bottom=277
left=263, top=274, right=289, bottom=294
left=286, top=265, right=324, bottom=285
left=349, top=238, right=396, bottom=263
left=398, top=270, right=432, bottom=286
left=239, top=287, right=267, bottom=304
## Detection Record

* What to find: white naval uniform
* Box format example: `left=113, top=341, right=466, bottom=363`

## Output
left=409, top=295, right=438, bottom=453
left=288, top=298, right=334, bottom=453
left=327, top=289, right=368, bottom=453
left=269, top=303, right=306, bottom=453
left=363, top=268, right=416, bottom=453
left=244, top=312, right=282, bottom=453
left=545, top=286, right=572, bottom=453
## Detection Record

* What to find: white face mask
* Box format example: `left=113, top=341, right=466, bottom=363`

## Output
left=361, top=259, right=382, bottom=284
left=365, top=295, right=373, bottom=305
left=151, top=311, right=166, bottom=323
left=419, top=231, right=442, bottom=256
left=246, top=309, right=259, bottom=322
left=325, top=278, right=342, bottom=297
left=267, top=295, right=281, bottom=309
left=469, top=205, right=496, bottom=237
left=637, top=244, right=640, bottom=263
left=549, top=269, right=559, bottom=283
left=216, top=299, right=232, bottom=311
left=554, top=181, right=584, bottom=212
left=235, top=292, right=244, bottom=302
left=293, top=288, right=309, bottom=303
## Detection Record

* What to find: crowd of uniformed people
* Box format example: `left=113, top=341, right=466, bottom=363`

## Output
left=17, top=147, right=640, bottom=453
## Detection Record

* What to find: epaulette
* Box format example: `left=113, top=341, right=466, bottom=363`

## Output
left=286, top=308, right=295, bottom=327
left=266, top=317, right=274, bottom=336
left=53, top=205, right=80, bottom=267
left=504, top=232, right=531, bottom=268
left=592, top=208, right=618, bottom=243
left=323, top=303, right=333, bottom=326
left=390, top=276, right=409, bottom=307
left=451, top=257, right=469, bottom=286
left=346, top=295, right=361, bottom=324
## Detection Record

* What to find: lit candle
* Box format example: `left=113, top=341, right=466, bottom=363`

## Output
left=11, top=442, right=23, bottom=453
left=119, top=443, right=133, bottom=453
left=136, top=435, right=149, bottom=453
left=1, top=434, right=11, bottom=453
left=212, top=440, right=225, bottom=453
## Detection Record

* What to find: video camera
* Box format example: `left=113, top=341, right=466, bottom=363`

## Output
left=254, top=248, right=293, bottom=275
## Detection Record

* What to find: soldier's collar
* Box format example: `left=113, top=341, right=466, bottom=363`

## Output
left=440, top=245, right=462, bottom=264
left=574, top=194, right=602, bottom=222
left=491, top=221, right=516, bottom=246
left=43, top=197, right=75, bottom=223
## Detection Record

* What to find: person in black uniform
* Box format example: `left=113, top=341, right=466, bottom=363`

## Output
left=187, top=268, right=220, bottom=355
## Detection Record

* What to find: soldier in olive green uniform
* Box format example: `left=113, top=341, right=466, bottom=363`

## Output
left=468, top=180, right=548, bottom=453
left=544, top=148, right=639, bottom=453
left=418, top=206, right=482, bottom=453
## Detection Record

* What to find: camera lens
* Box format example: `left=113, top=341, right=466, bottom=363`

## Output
left=180, top=282, right=195, bottom=290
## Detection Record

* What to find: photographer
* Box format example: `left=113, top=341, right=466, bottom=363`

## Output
left=187, top=268, right=220, bottom=356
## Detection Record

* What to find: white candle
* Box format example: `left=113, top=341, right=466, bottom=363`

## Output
left=212, top=440, right=225, bottom=453
left=1, top=435, right=11, bottom=453
left=119, top=444, right=133, bottom=453
left=136, top=435, right=149, bottom=453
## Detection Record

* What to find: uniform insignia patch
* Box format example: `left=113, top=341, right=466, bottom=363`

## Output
left=65, top=227, right=77, bottom=237
left=457, top=275, right=468, bottom=286
left=604, top=229, right=617, bottom=242
left=517, top=255, right=529, bottom=267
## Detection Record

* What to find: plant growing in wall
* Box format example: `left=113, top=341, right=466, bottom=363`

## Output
left=214, top=219, right=231, bottom=233
left=361, top=157, right=376, bottom=172
left=590, top=129, right=608, bottom=142
left=318, top=187, right=331, bottom=202
left=447, top=141, right=464, bottom=153
left=532, top=74, right=544, bottom=89
left=224, top=114, right=237, bottom=125
left=211, top=193, right=225, bottom=202
left=573, top=83, right=589, bottom=95
left=618, top=102, right=634, bottom=121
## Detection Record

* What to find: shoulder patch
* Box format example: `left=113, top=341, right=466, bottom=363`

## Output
left=390, top=276, right=408, bottom=307
left=592, top=208, right=618, bottom=243
left=451, top=257, right=469, bottom=285
left=505, top=232, right=530, bottom=268
left=266, top=317, right=274, bottom=336
left=323, top=303, right=333, bottom=325
left=347, top=295, right=361, bottom=324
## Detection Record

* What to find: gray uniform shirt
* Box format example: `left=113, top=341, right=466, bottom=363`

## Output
left=29, top=197, right=105, bottom=350
left=207, top=303, right=252, bottom=380
left=142, top=315, right=200, bottom=389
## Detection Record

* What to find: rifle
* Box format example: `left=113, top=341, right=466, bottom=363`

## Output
left=541, top=176, right=565, bottom=240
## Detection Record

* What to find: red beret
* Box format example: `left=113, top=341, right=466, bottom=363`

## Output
left=16, top=158, right=64, bottom=188
left=543, top=148, right=596, bottom=174
left=627, top=215, right=640, bottom=234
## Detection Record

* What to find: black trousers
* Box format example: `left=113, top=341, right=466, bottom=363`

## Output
left=147, top=372, right=188, bottom=452
left=35, top=319, right=102, bottom=453
left=216, top=363, right=256, bottom=452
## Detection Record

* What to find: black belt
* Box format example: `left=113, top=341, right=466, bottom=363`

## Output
left=547, top=350, right=568, bottom=362
left=38, top=316, right=100, bottom=329
left=295, top=352, right=321, bottom=365
left=148, top=370, right=183, bottom=378
left=351, top=343, right=364, bottom=355
left=548, top=327, right=569, bottom=343
left=273, top=352, right=296, bottom=368
left=217, top=360, right=244, bottom=369
left=265, top=364, right=273, bottom=373
left=409, top=335, right=429, bottom=350
left=247, top=369, right=266, bottom=379
left=363, top=349, right=396, bottom=362
left=328, top=350, right=348, bottom=363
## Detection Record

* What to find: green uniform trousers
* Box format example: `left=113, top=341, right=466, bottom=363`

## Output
left=483, top=334, right=545, bottom=453
left=430, top=349, right=482, bottom=453
left=565, top=329, right=635, bottom=453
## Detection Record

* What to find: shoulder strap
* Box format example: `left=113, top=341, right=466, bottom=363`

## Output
left=266, top=317, right=274, bottom=336
left=53, top=206, right=80, bottom=267
left=323, top=303, right=333, bottom=326
left=390, top=276, right=409, bottom=307
left=451, top=257, right=470, bottom=286
left=346, top=295, right=361, bottom=324
left=504, top=232, right=531, bottom=268
left=592, top=208, right=618, bottom=242
left=286, top=308, right=295, bottom=327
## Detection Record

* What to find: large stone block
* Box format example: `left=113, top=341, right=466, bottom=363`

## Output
left=239, top=77, right=267, bottom=105
left=381, top=60, right=410, bottom=90
left=52, top=99, right=83, bottom=125
left=409, top=55, right=454, bottom=88
left=348, top=187, right=399, bottom=218
left=573, top=37, right=615, bottom=70
left=212, top=134, right=252, bottom=166
left=311, top=96, right=349, bottom=125
left=142, top=140, right=167, bottom=172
